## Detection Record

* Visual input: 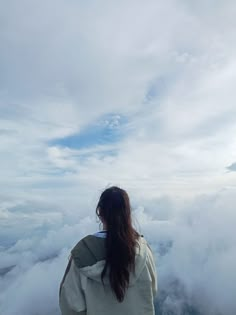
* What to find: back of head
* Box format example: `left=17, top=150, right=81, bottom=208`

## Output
left=96, top=186, right=139, bottom=302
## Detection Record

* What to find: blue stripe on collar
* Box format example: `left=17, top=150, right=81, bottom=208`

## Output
left=93, top=231, right=107, bottom=238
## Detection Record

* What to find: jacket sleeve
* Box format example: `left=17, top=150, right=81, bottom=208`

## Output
left=146, top=244, right=158, bottom=298
left=59, top=257, right=86, bottom=315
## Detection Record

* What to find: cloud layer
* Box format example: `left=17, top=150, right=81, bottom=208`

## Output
left=1, top=190, right=236, bottom=315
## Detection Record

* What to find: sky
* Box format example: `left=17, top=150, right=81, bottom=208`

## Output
left=0, top=0, right=236, bottom=314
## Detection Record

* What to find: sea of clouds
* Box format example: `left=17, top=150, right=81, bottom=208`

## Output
left=1, top=189, right=236, bottom=315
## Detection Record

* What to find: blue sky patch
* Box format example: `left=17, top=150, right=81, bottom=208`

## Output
left=226, top=162, right=236, bottom=172
left=49, top=113, right=127, bottom=149
left=144, top=77, right=167, bottom=103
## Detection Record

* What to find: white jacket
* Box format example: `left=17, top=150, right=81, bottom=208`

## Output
left=59, top=234, right=157, bottom=315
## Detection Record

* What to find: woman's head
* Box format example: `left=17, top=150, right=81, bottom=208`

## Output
left=96, top=186, right=132, bottom=231
left=96, top=186, right=139, bottom=302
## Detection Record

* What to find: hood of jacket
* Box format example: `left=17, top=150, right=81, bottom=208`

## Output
left=71, top=234, right=148, bottom=286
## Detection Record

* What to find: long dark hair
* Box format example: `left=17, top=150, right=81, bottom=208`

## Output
left=96, top=186, right=139, bottom=302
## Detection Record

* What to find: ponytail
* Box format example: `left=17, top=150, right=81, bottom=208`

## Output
left=96, top=186, right=139, bottom=302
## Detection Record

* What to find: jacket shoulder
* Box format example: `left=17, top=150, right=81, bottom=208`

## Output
left=71, top=235, right=106, bottom=269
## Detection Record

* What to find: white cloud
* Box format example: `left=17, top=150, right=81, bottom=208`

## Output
left=1, top=191, right=236, bottom=315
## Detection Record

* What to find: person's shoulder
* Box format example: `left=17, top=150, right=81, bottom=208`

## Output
left=71, top=234, right=94, bottom=250
left=137, top=233, right=148, bottom=245
left=137, top=233, right=152, bottom=246
left=136, top=235, right=155, bottom=257
left=71, top=234, right=106, bottom=268
left=71, top=234, right=96, bottom=257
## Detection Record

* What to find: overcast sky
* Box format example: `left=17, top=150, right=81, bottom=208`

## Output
left=1, top=0, right=236, bottom=203
left=0, top=1, right=236, bottom=315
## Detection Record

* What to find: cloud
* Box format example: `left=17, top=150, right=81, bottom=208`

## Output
left=1, top=0, right=236, bottom=202
left=1, top=190, right=236, bottom=315
left=0, top=129, right=18, bottom=136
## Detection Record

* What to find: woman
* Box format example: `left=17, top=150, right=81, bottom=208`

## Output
left=59, top=186, right=157, bottom=315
